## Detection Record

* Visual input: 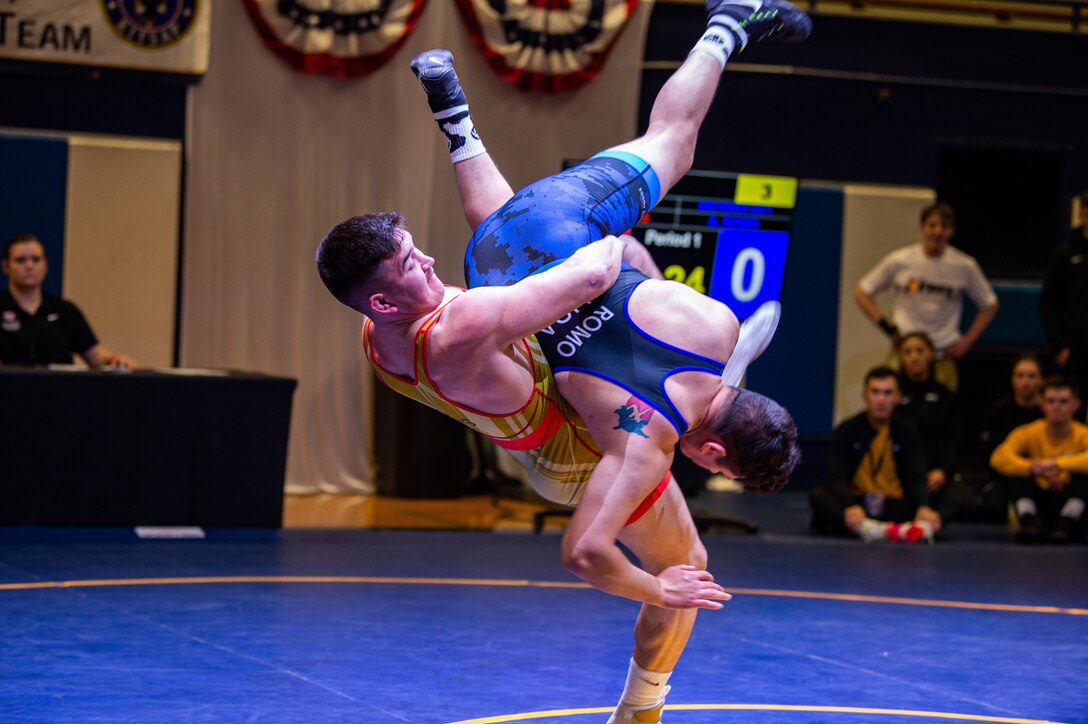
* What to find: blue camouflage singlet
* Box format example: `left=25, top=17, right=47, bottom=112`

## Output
left=465, top=150, right=661, bottom=288
left=464, top=151, right=724, bottom=435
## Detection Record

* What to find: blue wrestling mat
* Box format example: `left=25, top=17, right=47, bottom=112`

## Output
left=1, top=518, right=1084, bottom=722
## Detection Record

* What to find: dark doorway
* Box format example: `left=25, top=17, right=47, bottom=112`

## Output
left=936, top=146, right=1064, bottom=280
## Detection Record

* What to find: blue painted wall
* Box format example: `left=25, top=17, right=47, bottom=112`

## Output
left=0, top=134, right=68, bottom=296
left=747, top=186, right=844, bottom=435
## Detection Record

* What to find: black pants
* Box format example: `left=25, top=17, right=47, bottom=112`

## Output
left=809, top=486, right=915, bottom=535
left=1006, top=473, right=1088, bottom=527
left=928, top=475, right=981, bottom=523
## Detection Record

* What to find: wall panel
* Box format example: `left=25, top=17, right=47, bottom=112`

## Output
left=63, top=136, right=180, bottom=368
left=835, top=185, right=934, bottom=423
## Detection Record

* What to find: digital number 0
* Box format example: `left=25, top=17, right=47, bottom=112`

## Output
left=731, top=248, right=765, bottom=302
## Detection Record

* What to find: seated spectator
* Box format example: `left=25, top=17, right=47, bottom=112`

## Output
left=0, top=234, right=136, bottom=369
left=977, top=353, right=1046, bottom=522
left=810, top=366, right=940, bottom=543
left=895, top=332, right=977, bottom=526
left=990, top=375, right=1088, bottom=544
left=982, top=353, right=1046, bottom=456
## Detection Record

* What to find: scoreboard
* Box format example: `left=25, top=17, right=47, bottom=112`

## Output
left=628, top=170, right=797, bottom=321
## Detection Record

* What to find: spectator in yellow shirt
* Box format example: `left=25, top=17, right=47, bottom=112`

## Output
left=990, top=375, right=1088, bottom=544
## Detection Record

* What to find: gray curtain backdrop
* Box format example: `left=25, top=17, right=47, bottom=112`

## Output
left=182, top=0, right=654, bottom=492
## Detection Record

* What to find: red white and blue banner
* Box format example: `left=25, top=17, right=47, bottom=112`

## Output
left=452, top=0, right=639, bottom=92
left=0, top=0, right=210, bottom=75
left=241, top=0, right=427, bottom=77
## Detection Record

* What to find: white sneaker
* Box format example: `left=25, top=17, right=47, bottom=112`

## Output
left=721, top=301, right=781, bottom=387
left=607, top=685, right=670, bottom=723
left=858, top=518, right=887, bottom=544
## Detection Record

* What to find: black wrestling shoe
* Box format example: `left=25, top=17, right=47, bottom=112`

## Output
left=1015, top=513, right=1043, bottom=544
left=409, top=49, right=468, bottom=115
left=706, top=0, right=812, bottom=50
left=1050, top=516, right=1076, bottom=545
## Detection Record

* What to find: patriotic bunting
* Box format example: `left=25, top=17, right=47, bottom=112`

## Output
left=241, top=0, right=427, bottom=77
left=451, top=0, right=640, bottom=92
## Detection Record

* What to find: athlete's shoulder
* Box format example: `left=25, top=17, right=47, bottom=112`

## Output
left=428, top=286, right=528, bottom=357
left=865, top=244, right=914, bottom=273
left=639, top=276, right=716, bottom=305
left=943, top=245, right=981, bottom=266
left=634, top=278, right=739, bottom=356
left=892, top=244, right=924, bottom=262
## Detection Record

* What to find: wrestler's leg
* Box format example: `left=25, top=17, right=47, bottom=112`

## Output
left=608, top=481, right=707, bottom=721
left=607, top=52, right=725, bottom=200
left=454, top=153, right=514, bottom=231
left=410, top=50, right=514, bottom=229
left=414, top=2, right=810, bottom=230
left=610, top=0, right=812, bottom=200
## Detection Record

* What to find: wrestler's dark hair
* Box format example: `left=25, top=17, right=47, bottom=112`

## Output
left=1042, top=374, right=1080, bottom=400
left=864, top=365, right=899, bottom=387
left=920, top=201, right=956, bottom=226
left=1076, top=190, right=1088, bottom=209
left=4, top=233, right=43, bottom=261
left=709, top=388, right=800, bottom=494
left=316, top=212, right=404, bottom=313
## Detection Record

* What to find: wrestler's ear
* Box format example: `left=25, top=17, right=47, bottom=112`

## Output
left=368, top=292, right=397, bottom=315
left=700, top=441, right=727, bottom=460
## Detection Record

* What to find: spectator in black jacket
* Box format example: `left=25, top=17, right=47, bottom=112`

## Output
left=810, top=366, right=939, bottom=543
left=895, top=332, right=976, bottom=526
left=978, top=353, right=1046, bottom=521
left=1040, top=190, right=1088, bottom=421
left=982, top=353, right=1045, bottom=459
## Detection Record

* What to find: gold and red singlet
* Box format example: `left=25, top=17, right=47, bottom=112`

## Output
left=362, top=292, right=601, bottom=507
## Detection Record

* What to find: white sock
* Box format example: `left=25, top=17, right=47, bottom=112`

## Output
left=1015, top=498, right=1038, bottom=519
left=1061, top=497, right=1085, bottom=520
left=616, top=658, right=672, bottom=707
left=858, top=517, right=887, bottom=543
left=434, top=107, right=486, bottom=164
left=689, top=26, right=736, bottom=69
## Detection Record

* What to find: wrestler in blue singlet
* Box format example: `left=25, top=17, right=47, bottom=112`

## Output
left=465, top=150, right=660, bottom=288
left=465, top=150, right=726, bottom=434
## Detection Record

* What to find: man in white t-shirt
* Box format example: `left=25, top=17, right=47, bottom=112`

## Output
left=854, top=202, right=998, bottom=390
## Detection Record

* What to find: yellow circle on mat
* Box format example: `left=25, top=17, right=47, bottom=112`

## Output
left=449, top=705, right=1066, bottom=724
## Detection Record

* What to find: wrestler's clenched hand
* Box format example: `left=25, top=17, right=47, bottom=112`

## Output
left=657, top=564, right=732, bottom=610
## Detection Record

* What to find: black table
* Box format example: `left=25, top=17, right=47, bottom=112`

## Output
left=0, top=367, right=296, bottom=528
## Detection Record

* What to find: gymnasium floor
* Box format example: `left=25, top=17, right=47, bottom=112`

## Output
left=1, top=490, right=1085, bottom=723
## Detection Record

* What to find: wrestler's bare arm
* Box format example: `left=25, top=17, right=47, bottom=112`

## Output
left=558, top=381, right=730, bottom=609
left=421, top=236, right=622, bottom=411
left=439, top=235, right=623, bottom=350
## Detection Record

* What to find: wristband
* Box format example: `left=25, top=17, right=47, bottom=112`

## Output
left=877, top=318, right=899, bottom=337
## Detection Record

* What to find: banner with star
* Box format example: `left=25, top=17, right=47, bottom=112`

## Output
left=450, top=0, right=640, bottom=92
left=241, top=0, right=427, bottom=77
